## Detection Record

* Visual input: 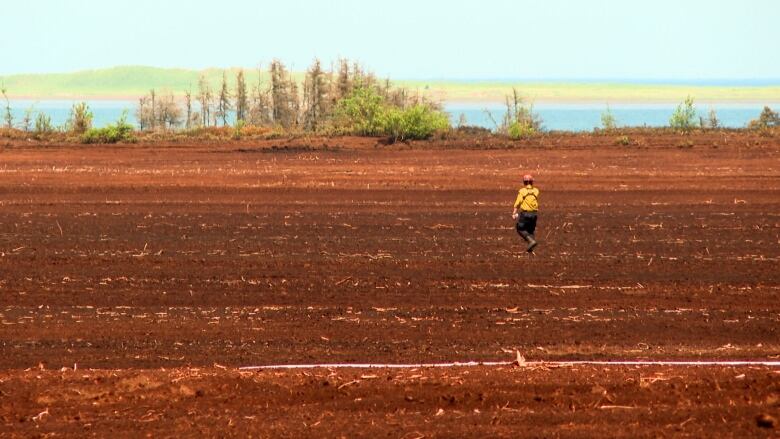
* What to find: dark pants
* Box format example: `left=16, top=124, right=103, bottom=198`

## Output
left=516, top=212, right=537, bottom=238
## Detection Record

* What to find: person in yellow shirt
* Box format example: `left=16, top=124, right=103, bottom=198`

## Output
left=512, top=174, right=540, bottom=252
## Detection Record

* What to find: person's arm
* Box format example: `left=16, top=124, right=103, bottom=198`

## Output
left=512, top=189, right=525, bottom=219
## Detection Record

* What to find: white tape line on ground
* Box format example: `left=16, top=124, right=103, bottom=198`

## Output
left=239, top=360, right=780, bottom=371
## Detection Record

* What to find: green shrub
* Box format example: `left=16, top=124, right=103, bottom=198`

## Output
left=232, top=119, right=246, bottom=140
left=34, top=112, right=54, bottom=135
left=601, top=106, right=617, bottom=131
left=81, top=112, right=134, bottom=144
left=748, top=106, right=780, bottom=130
left=670, top=96, right=697, bottom=132
left=382, top=105, right=450, bottom=142
left=507, top=121, right=536, bottom=139
left=499, top=89, right=542, bottom=138
left=332, top=86, right=387, bottom=136
left=68, top=102, right=94, bottom=133
left=334, top=86, right=450, bottom=140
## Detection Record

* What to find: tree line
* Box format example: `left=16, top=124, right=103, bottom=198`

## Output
left=133, top=59, right=441, bottom=135
left=3, top=66, right=780, bottom=143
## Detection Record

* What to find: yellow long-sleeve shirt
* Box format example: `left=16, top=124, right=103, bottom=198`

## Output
left=514, top=185, right=540, bottom=212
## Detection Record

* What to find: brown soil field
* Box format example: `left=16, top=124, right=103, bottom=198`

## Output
left=1, top=133, right=779, bottom=436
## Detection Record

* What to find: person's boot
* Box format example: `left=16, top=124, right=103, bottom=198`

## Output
left=526, top=235, right=537, bottom=252
left=518, top=231, right=530, bottom=245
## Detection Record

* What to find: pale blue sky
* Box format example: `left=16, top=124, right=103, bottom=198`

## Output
left=1, top=0, right=778, bottom=80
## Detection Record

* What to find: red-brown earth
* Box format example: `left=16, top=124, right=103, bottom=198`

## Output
left=1, top=133, right=779, bottom=436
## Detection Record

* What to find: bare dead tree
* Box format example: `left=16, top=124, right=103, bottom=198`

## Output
left=215, top=71, right=232, bottom=126
left=351, top=62, right=365, bottom=90
left=149, top=89, right=157, bottom=130
left=22, top=105, right=34, bottom=132
left=707, top=108, right=720, bottom=129
left=248, top=67, right=272, bottom=126
left=184, top=89, right=193, bottom=129
left=303, top=59, right=330, bottom=131
left=270, top=60, right=286, bottom=125
left=351, top=62, right=376, bottom=90
left=136, top=96, right=154, bottom=130
left=156, top=94, right=182, bottom=129
left=387, top=84, right=409, bottom=108
left=136, top=96, right=147, bottom=130
left=137, top=90, right=180, bottom=130
left=270, top=60, right=298, bottom=128
left=197, top=75, right=213, bottom=127
left=289, top=79, right=300, bottom=127
left=235, top=69, right=249, bottom=122
left=335, top=59, right=352, bottom=101
left=1, top=85, right=13, bottom=129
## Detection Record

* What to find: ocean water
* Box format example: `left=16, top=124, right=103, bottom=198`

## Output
left=7, top=100, right=137, bottom=130
left=446, top=102, right=771, bottom=131
left=4, top=99, right=774, bottom=132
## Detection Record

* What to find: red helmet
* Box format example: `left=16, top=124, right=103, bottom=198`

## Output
left=523, top=174, right=534, bottom=184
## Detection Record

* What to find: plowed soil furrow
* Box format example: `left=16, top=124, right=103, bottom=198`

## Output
left=1, top=138, right=779, bottom=436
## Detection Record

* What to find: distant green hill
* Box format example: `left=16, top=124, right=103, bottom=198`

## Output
left=2, top=66, right=779, bottom=104
left=0, top=66, right=282, bottom=98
